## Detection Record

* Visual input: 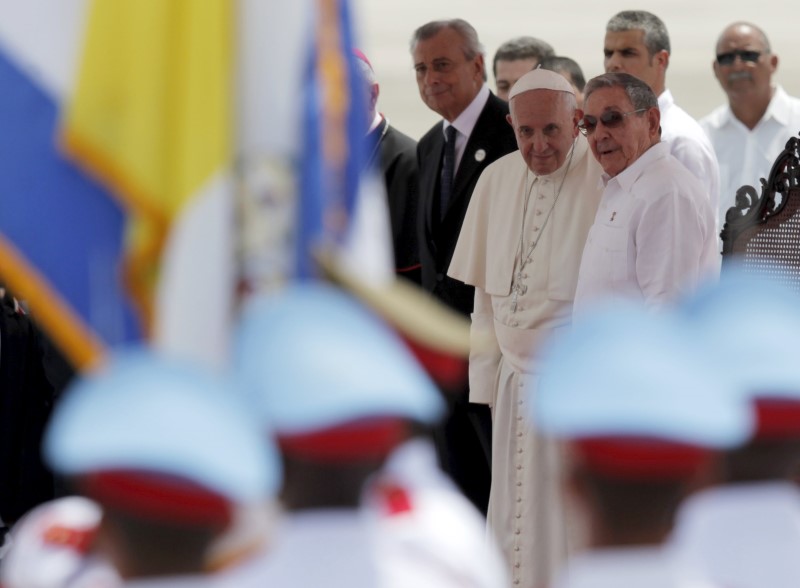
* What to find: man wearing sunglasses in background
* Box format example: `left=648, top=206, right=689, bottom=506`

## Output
left=701, top=22, right=800, bottom=225
left=573, top=73, right=718, bottom=317
left=604, top=11, right=721, bottom=244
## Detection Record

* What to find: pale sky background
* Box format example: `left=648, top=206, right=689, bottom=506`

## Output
left=352, top=0, right=800, bottom=139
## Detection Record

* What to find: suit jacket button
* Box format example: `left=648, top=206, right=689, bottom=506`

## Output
left=436, top=273, right=444, bottom=281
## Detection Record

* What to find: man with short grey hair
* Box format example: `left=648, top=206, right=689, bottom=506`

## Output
left=604, top=10, right=721, bottom=239
left=411, top=18, right=517, bottom=516
left=492, top=36, right=554, bottom=101
left=574, top=73, right=718, bottom=314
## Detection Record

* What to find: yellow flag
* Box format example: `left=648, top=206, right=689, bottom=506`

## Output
left=62, top=0, right=231, bottom=334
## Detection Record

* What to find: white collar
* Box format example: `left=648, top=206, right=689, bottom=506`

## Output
left=443, top=84, right=490, bottom=140
left=763, top=85, right=793, bottom=126
left=367, top=111, right=382, bottom=134
left=657, top=88, right=674, bottom=111
left=719, top=85, right=788, bottom=128
left=602, top=141, right=670, bottom=190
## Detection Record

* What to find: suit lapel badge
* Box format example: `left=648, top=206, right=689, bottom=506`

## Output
left=474, top=148, right=486, bottom=162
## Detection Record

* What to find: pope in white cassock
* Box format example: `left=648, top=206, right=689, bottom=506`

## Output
left=448, top=68, right=604, bottom=588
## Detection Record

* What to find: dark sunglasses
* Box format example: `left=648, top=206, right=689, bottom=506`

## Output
left=716, top=50, right=762, bottom=66
left=578, top=109, right=647, bottom=136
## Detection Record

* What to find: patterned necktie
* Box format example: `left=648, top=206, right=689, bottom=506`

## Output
left=440, top=125, right=458, bottom=221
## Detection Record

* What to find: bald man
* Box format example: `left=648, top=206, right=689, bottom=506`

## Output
left=701, top=22, right=800, bottom=224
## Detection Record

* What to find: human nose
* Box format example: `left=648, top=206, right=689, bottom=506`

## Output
left=422, top=67, right=440, bottom=86
left=730, top=54, right=749, bottom=69
left=592, top=121, right=612, bottom=141
left=605, top=53, right=622, bottom=72
left=531, top=133, right=548, bottom=153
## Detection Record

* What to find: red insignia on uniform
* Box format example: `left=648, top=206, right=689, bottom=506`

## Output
left=42, top=525, right=95, bottom=553
left=376, top=483, right=413, bottom=516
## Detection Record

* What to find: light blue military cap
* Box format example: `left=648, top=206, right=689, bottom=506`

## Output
left=234, top=283, right=444, bottom=434
left=45, top=349, right=280, bottom=521
left=682, top=268, right=800, bottom=400
left=681, top=269, right=800, bottom=438
left=535, top=301, right=753, bottom=449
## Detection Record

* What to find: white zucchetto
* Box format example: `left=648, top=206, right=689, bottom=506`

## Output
left=509, top=68, right=575, bottom=100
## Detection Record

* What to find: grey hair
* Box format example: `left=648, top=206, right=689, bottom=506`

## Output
left=607, top=10, right=671, bottom=56
left=584, top=72, right=658, bottom=111
left=539, top=55, right=586, bottom=92
left=410, top=19, right=486, bottom=81
left=410, top=19, right=484, bottom=61
left=492, top=36, right=555, bottom=78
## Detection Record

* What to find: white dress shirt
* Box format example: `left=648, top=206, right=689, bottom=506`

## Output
left=125, top=578, right=211, bottom=588
left=443, top=84, right=490, bottom=175
left=659, top=89, right=721, bottom=233
left=669, top=481, right=800, bottom=588
left=364, top=438, right=508, bottom=588
left=214, top=510, right=380, bottom=588
left=574, top=142, right=719, bottom=316
left=701, top=86, right=800, bottom=224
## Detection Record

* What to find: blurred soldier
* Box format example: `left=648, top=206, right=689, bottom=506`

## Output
left=0, top=497, right=119, bottom=588
left=536, top=302, right=752, bottom=588
left=670, top=272, right=800, bottom=588
left=492, top=36, right=555, bottom=101
left=354, top=49, right=422, bottom=284
left=42, top=351, right=279, bottom=587
left=227, top=283, right=507, bottom=587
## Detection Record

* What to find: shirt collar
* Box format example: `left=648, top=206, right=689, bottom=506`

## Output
left=603, top=141, right=670, bottom=192
left=367, top=111, right=383, bottom=134
left=443, top=84, right=490, bottom=140
left=764, top=85, right=792, bottom=126
left=719, top=85, right=786, bottom=128
left=657, top=88, right=674, bottom=111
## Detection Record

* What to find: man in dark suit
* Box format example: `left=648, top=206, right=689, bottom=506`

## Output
left=354, top=49, right=422, bottom=285
left=410, top=19, right=518, bottom=514
left=0, top=289, right=57, bottom=532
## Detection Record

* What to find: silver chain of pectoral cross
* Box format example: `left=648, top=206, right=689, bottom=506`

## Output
left=510, top=271, right=528, bottom=313
left=510, top=140, right=576, bottom=313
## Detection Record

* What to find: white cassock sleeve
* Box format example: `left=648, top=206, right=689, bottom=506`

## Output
left=469, top=286, right=501, bottom=406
